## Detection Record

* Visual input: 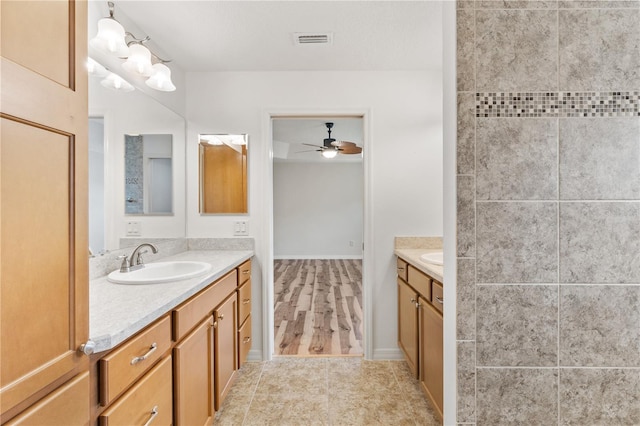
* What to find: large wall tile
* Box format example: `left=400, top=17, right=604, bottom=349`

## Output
left=457, top=176, right=476, bottom=257
left=559, top=117, right=640, bottom=200
left=559, top=0, right=640, bottom=8
left=477, top=368, right=558, bottom=424
left=457, top=93, right=475, bottom=175
left=477, top=0, right=558, bottom=8
left=477, top=118, right=558, bottom=200
left=559, top=9, right=640, bottom=90
left=457, top=9, right=475, bottom=92
left=559, top=202, right=640, bottom=283
left=477, top=202, right=557, bottom=283
left=560, top=285, right=640, bottom=367
left=477, top=285, right=558, bottom=366
left=457, top=258, right=476, bottom=340
left=457, top=341, right=476, bottom=423
left=560, top=368, right=640, bottom=425
left=476, top=10, right=558, bottom=91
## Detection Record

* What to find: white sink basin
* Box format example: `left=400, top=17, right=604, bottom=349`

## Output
left=420, top=252, right=443, bottom=266
left=108, top=261, right=212, bottom=284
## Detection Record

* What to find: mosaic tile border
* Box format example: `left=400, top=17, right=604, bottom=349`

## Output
left=476, top=91, right=640, bottom=118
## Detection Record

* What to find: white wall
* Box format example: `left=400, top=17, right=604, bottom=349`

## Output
left=89, top=118, right=105, bottom=254
left=89, top=78, right=186, bottom=249
left=186, top=70, right=442, bottom=359
left=274, top=162, right=363, bottom=259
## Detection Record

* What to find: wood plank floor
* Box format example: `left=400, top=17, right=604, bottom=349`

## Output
left=274, top=259, right=363, bottom=356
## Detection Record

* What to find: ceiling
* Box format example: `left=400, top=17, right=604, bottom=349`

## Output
left=111, top=1, right=442, bottom=72
left=104, top=1, right=441, bottom=162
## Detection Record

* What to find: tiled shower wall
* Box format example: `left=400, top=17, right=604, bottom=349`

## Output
left=455, top=1, right=640, bottom=424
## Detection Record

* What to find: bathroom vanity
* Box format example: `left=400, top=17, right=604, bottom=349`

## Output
left=88, top=250, right=252, bottom=426
left=395, top=244, right=443, bottom=422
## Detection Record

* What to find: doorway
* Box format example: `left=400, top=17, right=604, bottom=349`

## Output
left=270, top=115, right=368, bottom=357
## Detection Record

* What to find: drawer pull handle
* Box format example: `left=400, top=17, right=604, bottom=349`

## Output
left=242, top=270, right=250, bottom=275
left=242, top=299, right=250, bottom=305
left=397, top=267, right=405, bottom=272
left=213, top=321, right=218, bottom=329
left=131, top=343, right=157, bottom=365
left=243, top=336, right=251, bottom=344
left=435, top=296, right=444, bottom=304
left=143, top=406, right=159, bottom=426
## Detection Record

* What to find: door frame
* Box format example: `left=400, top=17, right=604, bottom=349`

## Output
left=261, top=108, right=373, bottom=360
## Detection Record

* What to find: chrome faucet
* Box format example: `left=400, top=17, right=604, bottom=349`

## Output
left=119, top=243, right=159, bottom=273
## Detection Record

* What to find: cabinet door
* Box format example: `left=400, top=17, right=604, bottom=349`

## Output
left=174, top=318, right=214, bottom=426
left=1, top=1, right=89, bottom=420
left=214, top=294, right=237, bottom=410
left=397, top=278, right=419, bottom=377
left=419, top=297, right=443, bottom=420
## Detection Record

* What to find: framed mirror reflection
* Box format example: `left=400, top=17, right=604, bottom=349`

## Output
left=199, top=134, right=248, bottom=214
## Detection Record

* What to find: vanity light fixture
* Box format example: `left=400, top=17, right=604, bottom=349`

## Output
left=90, top=1, right=176, bottom=92
left=87, top=57, right=109, bottom=77
left=100, top=72, right=135, bottom=92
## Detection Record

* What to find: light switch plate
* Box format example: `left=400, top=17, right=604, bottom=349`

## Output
left=234, top=221, right=249, bottom=236
left=126, top=221, right=141, bottom=236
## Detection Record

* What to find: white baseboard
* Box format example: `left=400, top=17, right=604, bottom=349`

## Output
left=246, top=349, right=263, bottom=362
left=273, top=255, right=363, bottom=260
left=372, top=348, right=404, bottom=360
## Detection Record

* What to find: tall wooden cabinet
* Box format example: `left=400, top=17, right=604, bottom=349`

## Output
left=1, top=1, right=90, bottom=423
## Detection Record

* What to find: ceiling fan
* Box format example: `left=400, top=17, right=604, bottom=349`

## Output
left=299, top=122, right=363, bottom=158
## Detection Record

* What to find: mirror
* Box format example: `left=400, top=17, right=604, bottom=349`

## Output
left=88, top=78, right=186, bottom=254
left=124, top=134, right=173, bottom=215
left=199, top=134, right=248, bottom=214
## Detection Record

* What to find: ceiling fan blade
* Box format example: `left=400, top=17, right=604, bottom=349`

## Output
left=294, top=149, right=322, bottom=153
left=302, top=143, right=325, bottom=149
left=339, top=145, right=363, bottom=154
left=330, top=140, right=357, bottom=148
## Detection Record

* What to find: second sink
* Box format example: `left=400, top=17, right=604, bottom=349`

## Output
left=108, top=261, right=212, bottom=284
left=420, top=252, right=443, bottom=266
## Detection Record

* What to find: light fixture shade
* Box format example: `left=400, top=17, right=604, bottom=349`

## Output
left=145, top=63, right=176, bottom=92
left=90, top=17, right=130, bottom=57
left=122, top=44, right=154, bottom=77
left=230, top=135, right=247, bottom=145
left=322, top=149, right=338, bottom=159
left=100, top=72, right=135, bottom=92
left=200, top=135, right=223, bottom=145
left=87, top=57, right=109, bottom=77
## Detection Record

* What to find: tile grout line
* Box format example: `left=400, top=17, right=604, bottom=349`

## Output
left=240, top=362, right=265, bottom=426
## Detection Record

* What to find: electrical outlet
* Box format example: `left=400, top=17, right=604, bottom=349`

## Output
left=234, top=221, right=249, bottom=236
left=126, top=221, right=141, bottom=236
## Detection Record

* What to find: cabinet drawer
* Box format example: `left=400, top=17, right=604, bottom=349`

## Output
left=238, top=279, right=251, bottom=325
left=99, top=315, right=172, bottom=406
left=396, top=258, right=408, bottom=282
left=238, top=314, right=252, bottom=368
left=173, top=269, right=237, bottom=341
left=238, top=259, right=251, bottom=285
left=431, top=280, right=444, bottom=314
left=408, top=265, right=431, bottom=300
left=6, top=372, right=90, bottom=426
left=99, top=356, right=173, bottom=426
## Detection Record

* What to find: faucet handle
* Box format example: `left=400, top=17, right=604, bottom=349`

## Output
left=135, top=249, right=149, bottom=266
left=118, top=255, right=130, bottom=273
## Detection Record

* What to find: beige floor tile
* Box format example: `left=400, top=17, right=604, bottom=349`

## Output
left=214, top=392, right=252, bottom=425
left=244, top=392, right=329, bottom=426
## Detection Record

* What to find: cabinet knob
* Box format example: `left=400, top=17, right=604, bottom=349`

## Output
left=243, top=336, right=251, bottom=344
left=143, top=406, right=159, bottom=426
left=434, top=296, right=444, bottom=304
left=78, top=340, right=96, bottom=356
left=218, top=313, right=224, bottom=320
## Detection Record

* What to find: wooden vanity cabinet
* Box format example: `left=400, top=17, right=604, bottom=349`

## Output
left=396, top=260, right=443, bottom=422
left=397, top=278, right=419, bottom=377
left=237, top=259, right=252, bottom=368
left=214, top=293, right=238, bottom=411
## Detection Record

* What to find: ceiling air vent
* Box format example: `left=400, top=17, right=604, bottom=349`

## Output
left=293, top=32, right=333, bottom=45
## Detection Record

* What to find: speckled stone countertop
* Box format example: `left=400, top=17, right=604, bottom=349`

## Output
left=394, top=236, right=443, bottom=283
left=90, top=249, right=253, bottom=353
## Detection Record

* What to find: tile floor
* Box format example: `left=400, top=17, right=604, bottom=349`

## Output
left=214, top=356, right=441, bottom=425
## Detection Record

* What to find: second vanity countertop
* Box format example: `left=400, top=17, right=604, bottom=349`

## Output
left=394, top=248, right=443, bottom=283
left=90, top=249, right=253, bottom=353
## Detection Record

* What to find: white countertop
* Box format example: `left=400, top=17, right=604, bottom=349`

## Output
left=90, top=250, right=253, bottom=353
left=394, top=248, right=444, bottom=283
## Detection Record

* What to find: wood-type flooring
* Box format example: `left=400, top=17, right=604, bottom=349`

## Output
left=273, top=259, right=363, bottom=356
